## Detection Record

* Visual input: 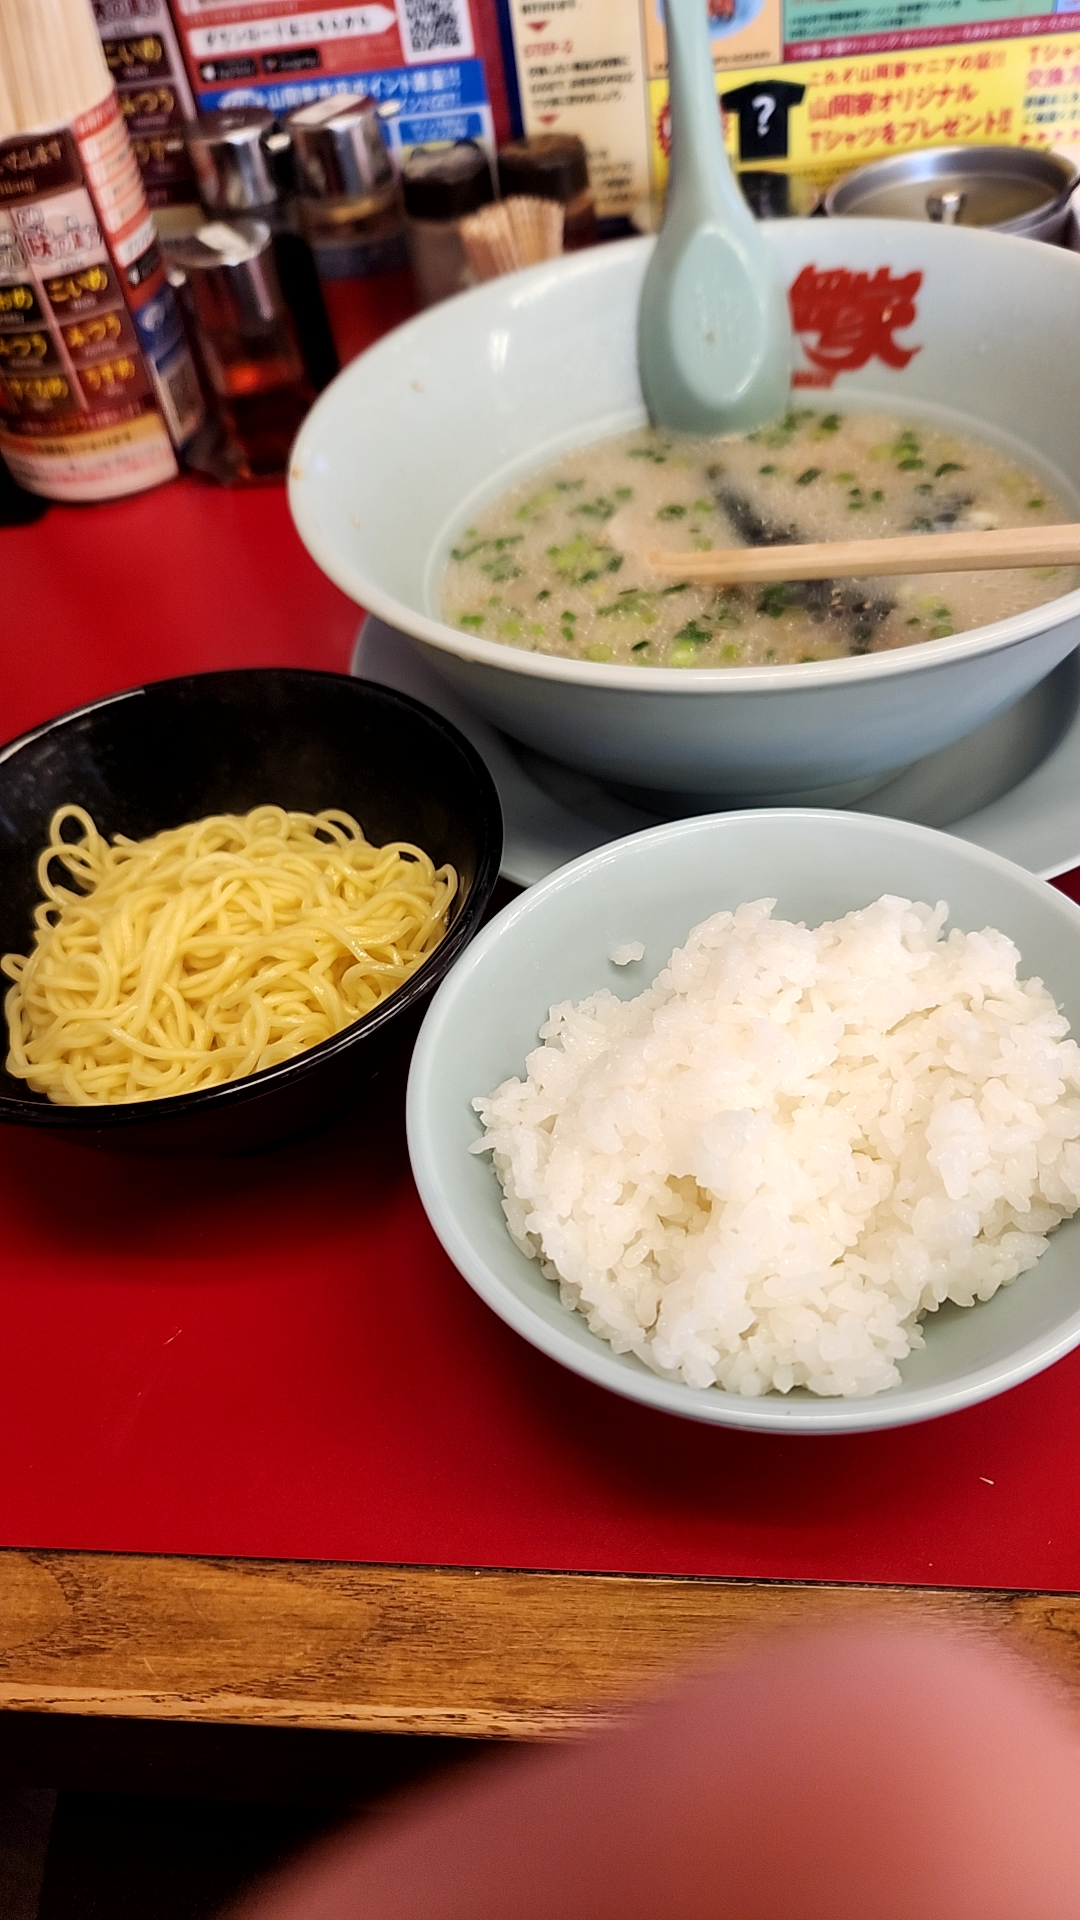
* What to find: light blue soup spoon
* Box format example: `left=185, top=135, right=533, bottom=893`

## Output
left=638, top=0, right=793, bottom=435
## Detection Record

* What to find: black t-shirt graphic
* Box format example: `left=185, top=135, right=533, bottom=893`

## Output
left=720, top=79, right=806, bottom=160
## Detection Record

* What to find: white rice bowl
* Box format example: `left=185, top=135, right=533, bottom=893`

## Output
left=475, top=897, right=1080, bottom=1399
left=407, top=806, right=1080, bottom=1428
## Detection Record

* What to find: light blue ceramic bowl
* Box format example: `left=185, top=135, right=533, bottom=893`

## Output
left=290, top=226, right=1080, bottom=805
left=407, top=809, right=1080, bottom=1433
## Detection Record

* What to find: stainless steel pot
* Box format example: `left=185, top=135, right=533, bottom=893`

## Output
left=824, top=144, right=1078, bottom=243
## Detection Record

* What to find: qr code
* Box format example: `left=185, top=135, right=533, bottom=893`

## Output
left=155, top=347, right=204, bottom=447
left=398, top=0, right=473, bottom=62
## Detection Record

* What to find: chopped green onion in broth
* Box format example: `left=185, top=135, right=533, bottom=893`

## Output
left=441, top=411, right=1075, bottom=668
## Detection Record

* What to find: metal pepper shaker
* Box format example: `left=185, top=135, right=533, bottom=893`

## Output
left=185, top=107, right=285, bottom=217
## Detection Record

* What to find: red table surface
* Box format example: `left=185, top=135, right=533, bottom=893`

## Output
left=6, top=479, right=1080, bottom=1593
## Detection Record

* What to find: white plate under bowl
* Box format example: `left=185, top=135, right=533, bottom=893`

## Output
left=407, top=809, right=1080, bottom=1433
left=354, top=618, right=1080, bottom=887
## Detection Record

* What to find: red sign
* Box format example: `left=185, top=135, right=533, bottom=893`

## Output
left=789, top=264, right=922, bottom=388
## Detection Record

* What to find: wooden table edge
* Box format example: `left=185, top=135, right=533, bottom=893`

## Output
left=3, top=1548, right=1080, bottom=1737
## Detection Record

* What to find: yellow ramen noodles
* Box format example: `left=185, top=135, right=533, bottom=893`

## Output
left=2, top=805, right=457, bottom=1105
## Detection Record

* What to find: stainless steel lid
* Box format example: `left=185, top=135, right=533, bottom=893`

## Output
left=166, top=219, right=283, bottom=329
left=184, top=108, right=286, bottom=214
left=824, top=144, right=1078, bottom=236
left=284, top=94, right=394, bottom=201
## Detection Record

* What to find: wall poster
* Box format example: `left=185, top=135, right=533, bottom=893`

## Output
left=501, top=0, right=1080, bottom=221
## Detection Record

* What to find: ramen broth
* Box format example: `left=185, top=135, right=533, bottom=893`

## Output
left=441, top=409, right=1075, bottom=667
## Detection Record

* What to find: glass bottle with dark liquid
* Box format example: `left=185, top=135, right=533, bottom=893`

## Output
left=184, top=107, right=339, bottom=393
left=166, top=220, right=314, bottom=481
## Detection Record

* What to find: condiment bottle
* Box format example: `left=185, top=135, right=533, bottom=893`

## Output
left=401, top=141, right=495, bottom=307
left=183, top=108, right=338, bottom=392
left=284, top=94, right=415, bottom=361
left=497, top=134, right=598, bottom=250
left=166, top=220, right=313, bottom=481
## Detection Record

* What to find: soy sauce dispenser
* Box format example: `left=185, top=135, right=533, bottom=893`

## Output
left=183, top=108, right=339, bottom=392
left=166, top=219, right=314, bottom=481
left=283, top=94, right=416, bottom=361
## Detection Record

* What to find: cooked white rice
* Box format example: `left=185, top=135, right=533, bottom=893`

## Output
left=472, top=897, right=1080, bottom=1397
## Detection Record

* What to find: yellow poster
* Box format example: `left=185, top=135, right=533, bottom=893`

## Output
left=1021, top=34, right=1080, bottom=161
left=648, top=37, right=1078, bottom=193
left=503, top=1, right=1080, bottom=222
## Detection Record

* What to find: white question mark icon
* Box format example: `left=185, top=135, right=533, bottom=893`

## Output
left=752, top=93, right=775, bottom=140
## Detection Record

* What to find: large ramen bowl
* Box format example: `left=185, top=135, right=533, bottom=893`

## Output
left=0, top=670, right=502, bottom=1156
left=289, top=223, right=1080, bottom=804
left=408, top=808, right=1080, bottom=1433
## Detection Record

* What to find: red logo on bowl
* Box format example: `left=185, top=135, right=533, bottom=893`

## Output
left=789, top=265, right=922, bottom=389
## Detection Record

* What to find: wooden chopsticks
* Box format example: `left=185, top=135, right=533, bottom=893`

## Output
left=644, top=523, right=1080, bottom=585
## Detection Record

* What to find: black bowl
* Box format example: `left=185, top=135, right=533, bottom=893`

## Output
left=0, top=669, right=502, bottom=1154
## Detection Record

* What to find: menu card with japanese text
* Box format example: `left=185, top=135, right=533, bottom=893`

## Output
left=501, top=0, right=1080, bottom=219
